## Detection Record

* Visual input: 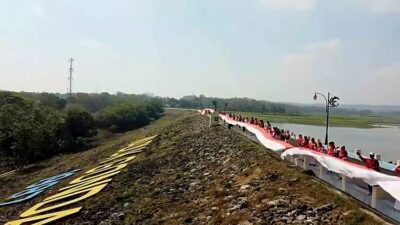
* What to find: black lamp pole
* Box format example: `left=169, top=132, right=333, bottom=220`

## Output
left=313, top=92, right=339, bottom=145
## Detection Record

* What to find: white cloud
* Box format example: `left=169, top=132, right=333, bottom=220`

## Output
left=278, top=39, right=342, bottom=100
left=0, top=39, right=43, bottom=64
left=256, top=0, right=400, bottom=13
left=304, top=39, right=341, bottom=52
left=33, top=5, right=46, bottom=19
left=358, top=62, right=400, bottom=104
left=352, top=0, right=400, bottom=14
left=77, top=40, right=104, bottom=48
left=281, top=52, right=317, bottom=81
left=256, top=0, right=317, bottom=11
left=280, top=39, right=341, bottom=79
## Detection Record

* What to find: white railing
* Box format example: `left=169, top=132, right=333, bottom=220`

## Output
left=218, top=115, right=400, bottom=224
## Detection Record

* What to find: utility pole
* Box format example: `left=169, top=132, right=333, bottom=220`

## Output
left=68, top=58, right=74, bottom=101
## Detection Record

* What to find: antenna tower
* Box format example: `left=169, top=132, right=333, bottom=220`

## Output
left=68, top=58, right=74, bottom=99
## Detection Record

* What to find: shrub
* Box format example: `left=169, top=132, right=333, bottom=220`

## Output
left=0, top=92, right=64, bottom=166
left=0, top=91, right=165, bottom=167
left=95, top=103, right=151, bottom=132
left=65, top=104, right=95, bottom=139
left=145, top=98, right=165, bottom=119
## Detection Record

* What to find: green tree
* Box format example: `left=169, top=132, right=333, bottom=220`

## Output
left=19, top=92, right=67, bottom=110
left=65, top=105, right=95, bottom=139
left=145, top=98, right=164, bottom=119
left=95, top=103, right=151, bottom=132
left=212, top=100, right=217, bottom=111
left=0, top=92, right=64, bottom=166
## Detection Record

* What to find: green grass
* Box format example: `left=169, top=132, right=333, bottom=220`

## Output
left=234, top=112, right=400, bottom=128
left=0, top=109, right=194, bottom=221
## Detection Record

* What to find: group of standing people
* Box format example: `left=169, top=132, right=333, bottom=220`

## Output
left=296, top=133, right=382, bottom=194
left=222, top=111, right=382, bottom=170
left=296, top=134, right=380, bottom=171
left=225, top=112, right=272, bottom=130
left=221, top=111, right=400, bottom=177
left=296, top=135, right=349, bottom=159
left=219, top=111, right=400, bottom=195
left=223, top=112, right=293, bottom=142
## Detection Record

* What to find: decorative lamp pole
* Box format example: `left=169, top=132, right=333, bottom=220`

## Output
left=313, top=92, right=340, bottom=145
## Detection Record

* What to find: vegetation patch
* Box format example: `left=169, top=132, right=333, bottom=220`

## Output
left=0, top=91, right=164, bottom=170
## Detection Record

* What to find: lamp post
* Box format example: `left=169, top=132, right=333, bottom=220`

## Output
left=313, top=92, right=340, bottom=145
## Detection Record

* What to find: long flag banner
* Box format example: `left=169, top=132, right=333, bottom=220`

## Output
left=219, top=114, right=292, bottom=151
left=218, top=113, right=400, bottom=206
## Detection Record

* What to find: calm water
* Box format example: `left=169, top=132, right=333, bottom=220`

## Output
left=274, top=123, right=400, bottom=161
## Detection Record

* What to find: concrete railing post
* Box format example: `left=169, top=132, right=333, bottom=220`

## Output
left=287, top=155, right=294, bottom=163
left=210, top=113, right=220, bottom=127
left=341, top=174, right=347, bottom=191
left=303, top=156, right=308, bottom=170
left=295, top=158, right=301, bottom=167
left=319, top=164, right=325, bottom=177
left=371, top=186, right=385, bottom=209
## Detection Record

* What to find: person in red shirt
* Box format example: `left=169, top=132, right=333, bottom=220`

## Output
left=302, top=136, right=309, bottom=148
left=296, top=134, right=304, bottom=147
left=326, top=142, right=335, bottom=156
left=284, top=130, right=291, bottom=143
left=280, top=129, right=286, bottom=141
left=357, top=150, right=380, bottom=194
left=395, top=165, right=400, bottom=176
left=316, top=140, right=324, bottom=152
left=266, top=121, right=271, bottom=131
left=309, top=138, right=317, bottom=150
left=357, top=151, right=380, bottom=171
left=259, top=119, right=264, bottom=128
left=338, top=145, right=348, bottom=159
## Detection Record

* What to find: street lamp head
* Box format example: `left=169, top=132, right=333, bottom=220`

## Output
left=313, top=93, right=317, bottom=100
left=329, top=96, right=340, bottom=107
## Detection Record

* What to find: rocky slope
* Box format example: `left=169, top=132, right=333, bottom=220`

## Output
left=1, top=110, right=383, bottom=224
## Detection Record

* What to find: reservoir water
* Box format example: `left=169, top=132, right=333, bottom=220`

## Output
left=274, top=123, right=400, bottom=162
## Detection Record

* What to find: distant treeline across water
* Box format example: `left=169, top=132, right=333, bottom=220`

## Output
left=166, top=94, right=400, bottom=117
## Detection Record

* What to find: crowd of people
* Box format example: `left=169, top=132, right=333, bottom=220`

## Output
left=220, top=112, right=384, bottom=174
left=217, top=111, right=400, bottom=196
left=295, top=135, right=349, bottom=159
left=221, top=112, right=292, bottom=141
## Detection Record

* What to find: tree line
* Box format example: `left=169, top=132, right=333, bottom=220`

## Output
left=0, top=91, right=164, bottom=167
left=164, top=95, right=376, bottom=116
left=18, top=92, right=379, bottom=117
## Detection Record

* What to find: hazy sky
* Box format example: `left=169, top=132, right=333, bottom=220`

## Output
left=1, top=0, right=400, bottom=105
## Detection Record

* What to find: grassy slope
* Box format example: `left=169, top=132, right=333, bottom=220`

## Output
left=236, top=112, right=400, bottom=128
left=0, top=109, right=193, bottom=222
left=0, top=109, right=385, bottom=224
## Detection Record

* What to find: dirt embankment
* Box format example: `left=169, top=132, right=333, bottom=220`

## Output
left=1, top=110, right=383, bottom=224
